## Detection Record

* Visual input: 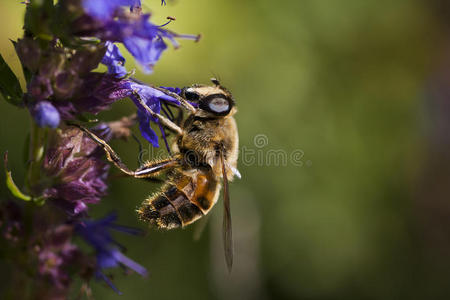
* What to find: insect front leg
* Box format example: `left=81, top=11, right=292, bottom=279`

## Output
left=148, top=85, right=197, bottom=113
left=132, top=91, right=184, bottom=135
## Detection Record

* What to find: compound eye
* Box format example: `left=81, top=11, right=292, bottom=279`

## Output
left=184, top=89, right=200, bottom=101
left=208, top=97, right=229, bottom=113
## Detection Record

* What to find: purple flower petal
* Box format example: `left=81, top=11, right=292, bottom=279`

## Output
left=96, top=248, right=147, bottom=277
left=96, top=271, right=123, bottom=295
left=123, top=36, right=167, bottom=73
left=137, top=109, right=159, bottom=147
left=111, top=250, right=148, bottom=276
left=73, top=201, right=88, bottom=215
left=101, top=42, right=128, bottom=77
left=82, top=0, right=141, bottom=21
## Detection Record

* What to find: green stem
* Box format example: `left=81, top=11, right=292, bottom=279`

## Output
left=26, top=120, right=47, bottom=196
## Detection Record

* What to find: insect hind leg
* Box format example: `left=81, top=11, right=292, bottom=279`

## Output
left=68, top=123, right=135, bottom=176
left=69, top=123, right=181, bottom=179
left=134, top=158, right=180, bottom=178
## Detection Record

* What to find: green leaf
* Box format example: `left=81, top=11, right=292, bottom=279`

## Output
left=0, top=53, right=23, bottom=107
left=11, top=40, right=33, bottom=83
left=24, top=0, right=54, bottom=39
left=4, top=152, right=31, bottom=202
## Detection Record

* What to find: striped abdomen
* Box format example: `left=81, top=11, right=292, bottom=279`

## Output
left=138, top=170, right=221, bottom=229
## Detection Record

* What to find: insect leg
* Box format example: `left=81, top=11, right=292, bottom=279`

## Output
left=69, top=123, right=180, bottom=178
left=132, top=91, right=183, bottom=135
left=70, top=123, right=135, bottom=176
left=162, top=101, right=184, bottom=126
left=163, top=101, right=184, bottom=126
left=148, top=85, right=197, bottom=113
left=134, top=158, right=180, bottom=179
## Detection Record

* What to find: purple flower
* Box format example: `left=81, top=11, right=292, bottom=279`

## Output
left=99, top=14, right=199, bottom=73
left=30, top=100, right=61, bottom=128
left=43, top=128, right=110, bottom=215
left=101, top=42, right=128, bottom=78
left=78, top=0, right=199, bottom=74
left=75, top=213, right=147, bottom=294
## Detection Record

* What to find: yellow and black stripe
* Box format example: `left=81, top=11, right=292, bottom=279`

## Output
left=138, top=171, right=220, bottom=229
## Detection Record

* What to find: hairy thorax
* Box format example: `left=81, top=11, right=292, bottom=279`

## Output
left=174, top=115, right=239, bottom=180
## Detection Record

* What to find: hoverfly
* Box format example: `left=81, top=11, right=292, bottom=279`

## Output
left=74, top=79, right=239, bottom=271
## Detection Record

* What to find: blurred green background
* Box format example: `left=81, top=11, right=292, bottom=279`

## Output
left=2, top=0, right=450, bottom=299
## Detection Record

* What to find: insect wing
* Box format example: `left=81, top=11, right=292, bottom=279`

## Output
left=220, top=149, right=233, bottom=272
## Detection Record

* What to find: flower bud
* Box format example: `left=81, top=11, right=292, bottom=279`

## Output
left=31, top=101, right=61, bottom=128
